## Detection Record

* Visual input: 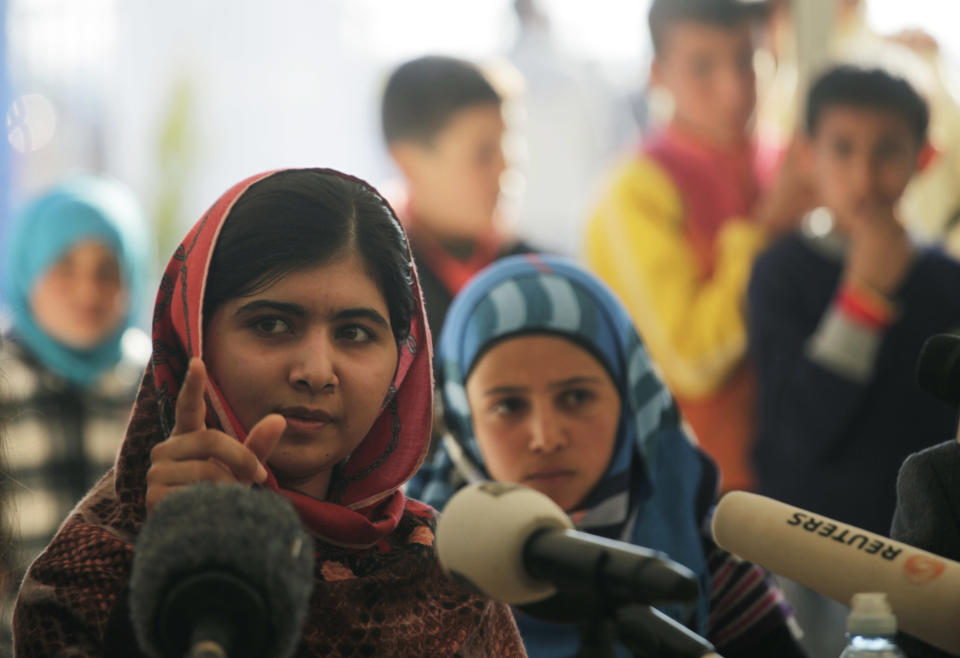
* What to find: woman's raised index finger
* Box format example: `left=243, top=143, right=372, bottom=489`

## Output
left=172, top=357, right=208, bottom=435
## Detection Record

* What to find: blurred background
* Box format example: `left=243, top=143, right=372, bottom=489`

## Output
left=3, top=0, right=960, bottom=295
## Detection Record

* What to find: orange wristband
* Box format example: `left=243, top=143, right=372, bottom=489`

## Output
left=836, top=283, right=895, bottom=329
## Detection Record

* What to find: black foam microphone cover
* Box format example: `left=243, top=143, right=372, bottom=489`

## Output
left=130, top=483, right=314, bottom=658
left=917, top=333, right=960, bottom=406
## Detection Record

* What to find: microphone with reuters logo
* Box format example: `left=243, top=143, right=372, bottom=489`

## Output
left=712, top=491, right=960, bottom=655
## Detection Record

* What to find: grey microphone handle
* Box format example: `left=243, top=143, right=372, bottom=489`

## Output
left=187, top=614, right=231, bottom=658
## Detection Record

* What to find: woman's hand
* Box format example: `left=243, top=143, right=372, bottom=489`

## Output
left=145, top=358, right=286, bottom=514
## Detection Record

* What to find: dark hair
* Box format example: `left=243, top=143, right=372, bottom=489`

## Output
left=381, top=55, right=501, bottom=146
left=805, top=65, right=929, bottom=144
left=648, top=0, right=768, bottom=55
left=203, top=169, right=415, bottom=341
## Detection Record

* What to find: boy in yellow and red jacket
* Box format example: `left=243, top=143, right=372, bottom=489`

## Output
left=585, top=0, right=812, bottom=492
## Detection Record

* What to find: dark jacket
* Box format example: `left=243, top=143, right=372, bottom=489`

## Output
left=891, top=439, right=960, bottom=657
left=749, top=232, right=960, bottom=535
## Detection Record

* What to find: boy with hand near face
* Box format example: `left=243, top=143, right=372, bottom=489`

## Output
left=381, top=55, right=535, bottom=345
left=749, top=66, right=960, bottom=537
left=586, top=0, right=813, bottom=494
left=748, top=63, right=960, bottom=658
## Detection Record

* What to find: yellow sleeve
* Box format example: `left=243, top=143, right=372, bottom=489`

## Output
left=584, top=158, right=767, bottom=398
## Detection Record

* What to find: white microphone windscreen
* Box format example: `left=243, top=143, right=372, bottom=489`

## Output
left=435, top=482, right=573, bottom=604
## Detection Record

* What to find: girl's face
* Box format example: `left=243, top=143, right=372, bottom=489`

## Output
left=204, top=250, right=399, bottom=500
left=30, top=240, right=128, bottom=349
left=465, top=334, right=621, bottom=512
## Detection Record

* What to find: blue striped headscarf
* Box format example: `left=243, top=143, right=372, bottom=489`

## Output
left=1, top=175, right=149, bottom=386
left=407, top=254, right=718, bottom=640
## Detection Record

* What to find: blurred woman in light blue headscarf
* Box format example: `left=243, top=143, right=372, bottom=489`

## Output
left=0, top=174, right=151, bottom=619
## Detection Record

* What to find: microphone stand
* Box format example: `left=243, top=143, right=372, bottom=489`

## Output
left=575, top=614, right=619, bottom=658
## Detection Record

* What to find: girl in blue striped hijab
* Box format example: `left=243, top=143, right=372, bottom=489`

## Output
left=407, top=254, right=803, bottom=657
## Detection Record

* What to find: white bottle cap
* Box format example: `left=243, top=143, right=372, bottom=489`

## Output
left=847, top=592, right=898, bottom=636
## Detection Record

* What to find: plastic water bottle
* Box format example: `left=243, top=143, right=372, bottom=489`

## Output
left=839, top=593, right=907, bottom=657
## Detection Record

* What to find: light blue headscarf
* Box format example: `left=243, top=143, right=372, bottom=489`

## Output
left=1, top=175, right=149, bottom=386
left=407, top=254, right=718, bottom=650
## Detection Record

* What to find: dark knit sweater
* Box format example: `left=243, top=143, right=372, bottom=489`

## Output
left=748, top=232, right=960, bottom=535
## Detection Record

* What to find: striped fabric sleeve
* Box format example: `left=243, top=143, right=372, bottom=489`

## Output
left=704, top=535, right=802, bottom=653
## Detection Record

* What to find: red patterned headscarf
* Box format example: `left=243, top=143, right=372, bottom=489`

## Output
left=129, top=168, right=433, bottom=548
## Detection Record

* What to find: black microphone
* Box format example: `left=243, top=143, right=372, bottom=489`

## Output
left=616, top=605, right=720, bottom=658
left=917, top=333, right=960, bottom=405
left=130, top=483, right=314, bottom=658
left=524, top=527, right=700, bottom=606
left=435, top=481, right=698, bottom=607
left=518, top=597, right=719, bottom=658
